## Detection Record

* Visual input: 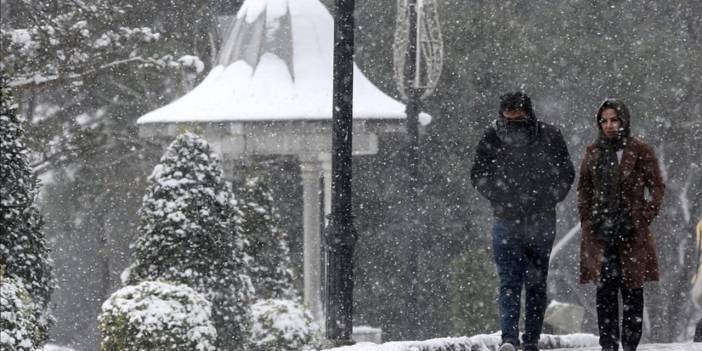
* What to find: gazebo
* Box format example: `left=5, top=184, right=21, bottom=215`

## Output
left=137, top=0, right=430, bottom=325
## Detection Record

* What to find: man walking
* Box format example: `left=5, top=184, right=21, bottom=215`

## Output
left=470, top=92, right=575, bottom=351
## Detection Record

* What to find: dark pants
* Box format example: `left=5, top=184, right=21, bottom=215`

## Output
left=492, top=216, right=556, bottom=346
left=596, top=245, right=644, bottom=351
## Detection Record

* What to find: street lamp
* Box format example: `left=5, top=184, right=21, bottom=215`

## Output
left=392, top=0, right=443, bottom=338
left=325, top=0, right=357, bottom=344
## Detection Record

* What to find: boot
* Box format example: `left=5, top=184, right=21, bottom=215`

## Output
left=498, top=342, right=516, bottom=351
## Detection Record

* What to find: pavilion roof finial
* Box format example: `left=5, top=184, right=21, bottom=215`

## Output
left=218, top=1, right=295, bottom=80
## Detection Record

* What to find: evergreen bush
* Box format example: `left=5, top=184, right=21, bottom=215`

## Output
left=0, top=72, right=53, bottom=346
left=249, top=299, right=319, bottom=351
left=0, top=275, right=41, bottom=351
left=98, top=281, right=217, bottom=351
left=123, top=132, right=253, bottom=349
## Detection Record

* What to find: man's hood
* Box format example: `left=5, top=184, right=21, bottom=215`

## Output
left=499, top=92, right=537, bottom=122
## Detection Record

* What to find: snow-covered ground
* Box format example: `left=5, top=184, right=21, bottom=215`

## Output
left=327, top=342, right=701, bottom=351
left=322, top=333, right=702, bottom=351
left=550, top=345, right=702, bottom=351
left=44, top=336, right=701, bottom=351
left=42, top=345, right=76, bottom=351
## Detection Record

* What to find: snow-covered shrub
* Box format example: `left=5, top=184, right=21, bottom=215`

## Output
left=0, top=276, right=41, bottom=351
left=124, top=132, right=253, bottom=350
left=0, top=73, right=53, bottom=347
left=249, top=299, right=319, bottom=351
left=98, top=281, right=217, bottom=351
left=238, top=176, right=295, bottom=299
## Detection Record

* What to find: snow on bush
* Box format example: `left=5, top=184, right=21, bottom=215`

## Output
left=0, top=276, right=41, bottom=351
left=176, top=55, right=205, bottom=73
left=250, top=299, right=319, bottom=351
left=98, top=281, right=216, bottom=351
left=124, top=132, right=253, bottom=349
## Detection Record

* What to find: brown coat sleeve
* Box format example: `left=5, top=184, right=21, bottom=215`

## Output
left=577, top=147, right=595, bottom=223
left=640, top=144, right=665, bottom=224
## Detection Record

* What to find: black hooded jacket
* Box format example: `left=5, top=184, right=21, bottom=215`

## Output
left=470, top=113, right=575, bottom=221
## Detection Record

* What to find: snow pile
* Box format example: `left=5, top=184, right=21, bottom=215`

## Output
left=98, top=281, right=217, bottom=351
left=0, top=277, right=40, bottom=351
left=250, top=299, right=320, bottom=351
left=323, top=333, right=599, bottom=351
left=40, top=345, right=75, bottom=351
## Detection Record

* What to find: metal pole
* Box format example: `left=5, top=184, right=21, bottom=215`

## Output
left=325, top=0, right=357, bottom=343
left=401, top=0, right=422, bottom=338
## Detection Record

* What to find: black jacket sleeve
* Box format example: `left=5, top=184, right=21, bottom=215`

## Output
left=470, top=129, right=510, bottom=204
left=549, top=128, right=575, bottom=204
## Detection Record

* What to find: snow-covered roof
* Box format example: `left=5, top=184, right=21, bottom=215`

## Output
left=137, top=0, right=431, bottom=125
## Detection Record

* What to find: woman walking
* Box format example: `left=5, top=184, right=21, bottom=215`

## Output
left=577, top=99, right=665, bottom=351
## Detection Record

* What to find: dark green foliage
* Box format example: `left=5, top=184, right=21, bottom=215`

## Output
left=238, top=175, right=296, bottom=300
left=0, top=73, right=53, bottom=346
left=125, top=132, right=253, bottom=350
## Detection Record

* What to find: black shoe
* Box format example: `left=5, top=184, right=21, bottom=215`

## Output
left=498, top=342, right=516, bottom=351
left=523, top=343, right=539, bottom=351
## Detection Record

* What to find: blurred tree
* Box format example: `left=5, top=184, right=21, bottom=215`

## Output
left=449, top=245, right=499, bottom=337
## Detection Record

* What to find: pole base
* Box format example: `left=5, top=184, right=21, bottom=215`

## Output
left=319, top=338, right=356, bottom=349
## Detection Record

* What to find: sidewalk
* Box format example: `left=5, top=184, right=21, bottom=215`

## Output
left=550, top=343, right=702, bottom=351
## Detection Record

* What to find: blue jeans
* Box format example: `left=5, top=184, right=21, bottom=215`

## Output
left=492, top=216, right=556, bottom=346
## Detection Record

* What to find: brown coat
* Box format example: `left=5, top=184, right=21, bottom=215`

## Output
left=578, top=137, right=665, bottom=288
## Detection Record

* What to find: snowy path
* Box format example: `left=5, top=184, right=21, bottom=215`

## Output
left=45, top=340, right=701, bottom=351
left=551, top=344, right=702, bottom=351
left=325, top=335, right=702, bottom=351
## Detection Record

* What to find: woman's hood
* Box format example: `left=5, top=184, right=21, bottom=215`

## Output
left=596, top=98, right=631, bottom=139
